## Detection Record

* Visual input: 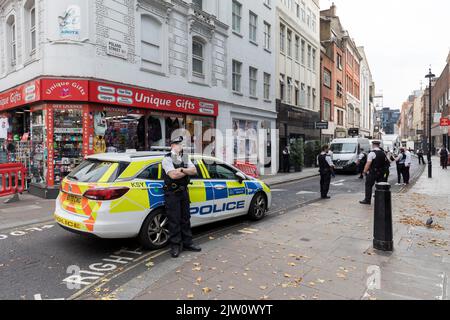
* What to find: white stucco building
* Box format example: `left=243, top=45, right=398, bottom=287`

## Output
left=275, top=0, right=321, bottom=164
left=358, top=46, right=373, bottom=138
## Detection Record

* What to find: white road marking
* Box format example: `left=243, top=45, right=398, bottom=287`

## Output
left=331, top=179, right=346, bottom=186
left=0, top=224, right=55, bottom=241
left=34, top=294, right=65, bottom=300
left=296, top=191, right=317, bottom=195
left=270, top=189, right=287, bottom=192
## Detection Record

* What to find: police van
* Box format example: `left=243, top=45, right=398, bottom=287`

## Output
left=54, top=152, right=271, bottom=249
left=330, top=138, right=371, bottom=173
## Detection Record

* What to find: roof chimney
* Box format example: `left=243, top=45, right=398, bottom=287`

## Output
left=330, top=2, right=337, bottom=17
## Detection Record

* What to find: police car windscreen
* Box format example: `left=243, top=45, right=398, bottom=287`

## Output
left=67, top=160, right=128, bottom=183
left=331, top=143, right=357, bottom=154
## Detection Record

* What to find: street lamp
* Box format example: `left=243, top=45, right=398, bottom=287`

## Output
left=425, top=68, right=435, bottom=179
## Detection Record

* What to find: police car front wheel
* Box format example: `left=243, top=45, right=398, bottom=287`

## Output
left=139, top=209, right=170, bottom=250
left=248, top=193, right=267, bottom=221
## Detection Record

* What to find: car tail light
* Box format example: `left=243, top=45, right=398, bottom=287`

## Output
left=83, top=187, right=130, bottom=201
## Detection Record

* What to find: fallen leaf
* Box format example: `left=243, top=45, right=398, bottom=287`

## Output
left=288, top=263, right=296, bottom=267
left=145, top=261, right=154, bottom=268
left=187, top=293, right=194, bottom=299
left=317, top=279, right=325, bottom=283
left=202, top=287, right=212, bottom=294
left=259, top=286, right=268, bottom=290
left=209, top=236, right=215, bottom=240
left=284, top=273, right=292, bottom=278
left=260, top=295, right=270, bottom=300
left=228, top=286, right=235, bottom=290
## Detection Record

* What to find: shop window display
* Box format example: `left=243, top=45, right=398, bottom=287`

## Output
left=94, top=111, right=145, bottom=153
left=30, top=110, right=46, bottom=184
left=53, top=109, right=83, bottom=184
left=233, top=119, right=258, bottom=163
left=186, top=115, right=215, bottom=154
left=165, top=116, right=185, bottom=146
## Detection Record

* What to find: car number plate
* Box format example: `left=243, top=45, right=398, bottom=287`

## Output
left=67, top=194, right=82, bottom=204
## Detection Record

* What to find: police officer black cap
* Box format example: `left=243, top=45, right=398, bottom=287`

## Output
left=170, top=136, right=184, bottom=145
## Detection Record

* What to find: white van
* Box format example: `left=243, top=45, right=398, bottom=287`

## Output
left=330, top=138, right=371, bottom=173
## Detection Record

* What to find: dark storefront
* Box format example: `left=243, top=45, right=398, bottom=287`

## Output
left=276, top=100, right=320, bottom=170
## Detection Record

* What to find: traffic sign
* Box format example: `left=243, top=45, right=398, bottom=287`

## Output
left=315, top=121, right=329, bottom=130
left=440, top=117, right=449, bottom=127
left=348, top=128, right=359, bottom=136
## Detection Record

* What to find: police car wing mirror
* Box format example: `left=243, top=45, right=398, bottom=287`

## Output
left=235, top=172, right=246, bottom=183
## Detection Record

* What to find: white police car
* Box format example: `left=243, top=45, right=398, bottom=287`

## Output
left=54, top=152, right=271, bottom=249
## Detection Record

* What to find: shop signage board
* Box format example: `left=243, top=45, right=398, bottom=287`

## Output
left=315, top=121, right=329, bottom=130
left=41, top=79, right=89, bottom=101
left=107, top=39, right=128, bottom=60
left=0, top=80, right=40, bottom=111
left=89, top=81, right=219, bottom=117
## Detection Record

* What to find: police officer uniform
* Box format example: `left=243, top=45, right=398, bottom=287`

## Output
left=360, top=142, right=390, bottom=205
left=161, top=136, right=201, bottom=258
left=318, top=151, right=334, bottom=199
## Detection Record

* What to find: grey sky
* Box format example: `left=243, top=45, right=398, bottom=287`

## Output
left=320, top=0, right=450, bottom=109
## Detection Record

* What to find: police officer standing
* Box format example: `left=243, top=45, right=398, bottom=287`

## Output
left=360, top=141, right=390, bottom=205
left=318, top=145, right=335, bottom=199
left=162, top=136, right=202, bottom=258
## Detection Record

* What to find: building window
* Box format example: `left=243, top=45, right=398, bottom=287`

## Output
left=232, top=60, right=242, bottom=93
left=301, top=1, right=306, bottom=22
left=323, top=68, right=331, bottom=88
left=307, top=86, right=311, bottom=108
left=141, top=15, right=163, bottom=72
left=249, top=12, right=257, bottom=43
left=295, top=36, right=300, bottom=61
left=307, top=45, right=311, bottom=69
left=337, top=110, right=344, bottom=126
left=300, top=83, right=306, bottom=106
left=287, top=77, right=293, bottom=104
left=280, top=74, right=285, bottom=101
left=348, top=107, right=354, bottom=125
left=280, top=24, right=285, bottom=53
left=263, top=22, right=271, bottom=50
left=337, top=81, right=343, bottom=98
left=249, top=67, right=258, bottom=97
left=232, top=1, right=242, bottom=34
left=307, top=8, right=311, bottom=27
left=192, top=0, right=202, bottom=10
left=337, top=53, right=343, bottom=70
left=30, top=7, right=36, bottom=51
left=6, top=15, right=16, bottom=67
left=323, top=99, right=331, bottom=121
left=192, top=38, right=204, bottom=77
left=295, top=81, right=300, bottom=106
left=312, top=13, right=317, bottom=32
left=312, top=48, right=316, bottom=70
left=287, top=30, right=292, bottom=57
left=264, top=73, right=271, bottom=100
left=301, top=40, right=305, bottom=64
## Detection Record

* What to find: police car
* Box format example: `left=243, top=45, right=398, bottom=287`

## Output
left=54, top=152, right=271, bottom=249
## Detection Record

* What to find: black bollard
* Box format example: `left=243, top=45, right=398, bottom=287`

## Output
left=373, top=182, right=393, bottom=252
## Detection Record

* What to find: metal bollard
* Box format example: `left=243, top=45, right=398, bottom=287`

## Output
left=373, top=182, right=393, bottom=252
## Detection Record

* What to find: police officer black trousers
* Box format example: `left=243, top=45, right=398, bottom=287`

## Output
left=363, top=172, right=384, bottom=204
left=320, top=172, right=331, bottom=198
left=165, top=190, right=194, bottom=248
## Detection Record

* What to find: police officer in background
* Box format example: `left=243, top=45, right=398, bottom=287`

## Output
left=162, top=136, right=202, bottom=258
left=360, top=140, right=390, bottom=205
left=318, top=145, right=335, bottom=199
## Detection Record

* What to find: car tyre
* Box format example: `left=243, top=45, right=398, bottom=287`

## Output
left=139, top=208, right=170, bottom=250
left=248, top=192, right=267, bottom=221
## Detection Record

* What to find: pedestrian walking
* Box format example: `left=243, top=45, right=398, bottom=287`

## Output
left=282, top=146, right=290, bottom=173
left=356, top=148, right=367, bottom=179
left=162, top=136, right=202, bottom=258
left=417, top=149, right=425, bottom=165
left=438, top=146, right=449, bottom=169
left=318, top=145, right=335, bottom=199
left=360, top=141, right=391, bottom=205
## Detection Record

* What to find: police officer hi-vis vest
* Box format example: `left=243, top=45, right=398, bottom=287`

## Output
left=162, top=152, right=191, bottom=192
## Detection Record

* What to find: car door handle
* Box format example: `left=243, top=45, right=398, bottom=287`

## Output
left=214, top=185, right=226, bottom=190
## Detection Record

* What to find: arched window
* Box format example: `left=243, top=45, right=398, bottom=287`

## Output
left=141, top=15, right=162, bottom=72
left=6, top=15, right=16, bottom=66
left=192, top=38, right=204, bottom=77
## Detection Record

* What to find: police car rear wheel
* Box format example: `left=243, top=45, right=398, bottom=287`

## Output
left=139, top=209, right=170, bottom=250
left=248, top=193, right=267, bottom=221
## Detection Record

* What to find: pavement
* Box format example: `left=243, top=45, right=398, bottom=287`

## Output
left=106, top=158, right=450, bottom=300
